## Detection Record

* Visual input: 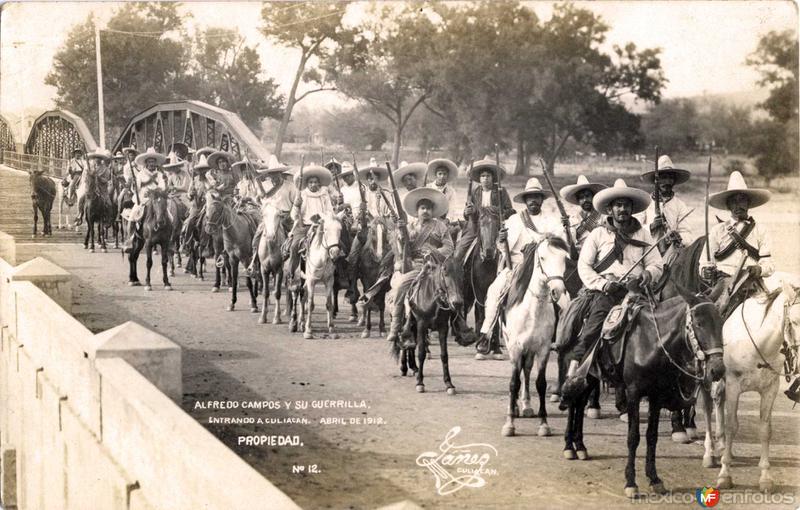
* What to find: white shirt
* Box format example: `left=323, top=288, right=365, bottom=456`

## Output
left=704, top=217, right=774, bottom=277
left=263, top=179, right=298, bottom=213
left=427, top=182, right=458, bottom=221
left=481, top=189, right=493, bottom=207
left=502, top=211, right=562, bottom=267
left=293, top=187, right=333, bottom=224
left=341, top=182, right=362, bottom=210
left=636, top=195, right=693, bottom=241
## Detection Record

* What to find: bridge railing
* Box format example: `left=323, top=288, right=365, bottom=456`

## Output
left=0, top=150, right=68, bottom=178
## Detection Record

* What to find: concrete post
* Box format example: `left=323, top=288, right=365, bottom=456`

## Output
left=10, top=257, right=72, bottom=313
left=1, top=446, right=17, bottom=509
left=91, top=321, right=182, bottom=402
left=0, top=232, right=15, bottom=266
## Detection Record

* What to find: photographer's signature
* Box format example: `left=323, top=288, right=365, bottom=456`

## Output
left=416, top=426, right=498, bottom=496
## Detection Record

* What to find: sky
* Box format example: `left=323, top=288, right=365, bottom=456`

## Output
left=1, top=0, right=797, bottom=136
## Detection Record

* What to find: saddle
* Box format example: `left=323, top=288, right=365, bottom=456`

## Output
left=596, top=294, right=646, bottom=380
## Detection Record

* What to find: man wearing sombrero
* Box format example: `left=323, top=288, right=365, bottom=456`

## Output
left=75, top=148, right=113, bottom=226
left=637, top=155, right=693, bottom=262
left=206, top=150, right=237, bottom=200
left=121, top=147, right=167, bottom=251
left=181, top=154, right=213, bottom=253
left=65, top=148, right=87, bottom=204
left=394, top=161, right=427, bottom=204
left=386, top=187, right=455, bottom=347
left=286, top=165, right=335, bottom=280
left=163, top=152, right=192, bottom=216
left=426, top=158, right=460, bottom=224
left=560, top=175, right=606, bottom=252
left=564, top=179, right=664, bottom=386
left=702, top=171, right=774, bottom=319
left=453, top=158, right=514, bottom=263
left=121, top=146, right=139, bottom=188
left=476, top=177, right=562, bottom=357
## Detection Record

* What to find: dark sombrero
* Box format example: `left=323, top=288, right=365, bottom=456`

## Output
left=641, top=155, right=691, bottom=186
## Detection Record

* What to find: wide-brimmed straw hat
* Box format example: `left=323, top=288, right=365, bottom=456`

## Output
left=163, top=151, right=186, bottom=172
left=593, top=179, right=651, bottom=214
left=325, top=158, right=342, bottom=175
left=255, top=155, right=291, bottom=180
left=192, top=154, right=211, bottom=174
left=87, top=148, right=112, bottom=162
left=121, top=146, right=138, bottom=156
left=513, top=177, right=551, bottom=204
left=394, top=162, right=427, bottom=183
left=134, top=147, right=166, bottom=167
left=709, top=171, right=771, bottom=210
left=469, top=158, right=505, bottom=183
left=641, top=155, right=692, bottom=186
left=336, top=162, right=355, bottom=179
left=167, top=142, right=189, bottom=160
left=195, top=147, right=215, bottom=159
left=300, top=164, right=332, bottom=187
left=113, top=151, right=125, bottom=160
left=560, top=175, right=607, bottom=205
left=427, top=158, right=458, bottom=180
left=208, top=150, right=234, bottom=170
left=358, top=158, right=389, bottom=182
left=72, top=148, right=85, bottom=156
left=403, top=187, right=449, bottom=218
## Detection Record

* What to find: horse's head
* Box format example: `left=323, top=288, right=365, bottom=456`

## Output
left=317, top=213, right=343, bottom=259
left=261, top=203, right=284, bottom=240
left=204, top=190, right=225, bottom=233
left=437, top=256, right=465, bottom=311
left=782, top=282, right=800, bottom=359
left=537, top=235, right=570, bottom=309
left=478, top=210, right=500, bottom=261
left=145, top=187, right=169, bottom=231
left=675, top=282, right=726, bottom=383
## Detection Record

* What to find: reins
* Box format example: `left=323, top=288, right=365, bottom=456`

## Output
left=741, top=286, right=799, bottom=378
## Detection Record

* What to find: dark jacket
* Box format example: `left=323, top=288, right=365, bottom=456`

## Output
left=465, top=186, right=513, bottom=221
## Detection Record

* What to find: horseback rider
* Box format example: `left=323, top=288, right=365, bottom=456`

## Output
left=637, top=155, right=693, bottom=264
left=476, top=177, right=562, bottom=351
left=75, top=148, right=113, bottom=226
left=565, top=179, right=664, bottom=382
left=180, top=153, right=213, bottom=249
left=394, top=162, right=427, bottom=204
left=453, top=159, right=514, bottom=263
left=560, top=175, right=607, bottom=252
left=701, top=171, right=774, bottom=319
left=286, top=165, right=335, bottom=281
left=121, top=147, right=167, bottom=252
left=206, top=151, right=237, bottom=201
left=163, top=152, right=192, bottom=218
left=64, top=148, right=86, bottom=198
left=425, top=159, right=459, bottom=221
left=386, top=188, right=455, bottom=347
left=111, top=151, right=126, bottom=179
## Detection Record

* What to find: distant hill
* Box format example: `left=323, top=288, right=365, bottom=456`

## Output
left=622, top=88, right=770, bottom=114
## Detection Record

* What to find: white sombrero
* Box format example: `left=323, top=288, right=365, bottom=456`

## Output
left=560, top=175, right=607, bottom=205
left=87, top=148, right=112, bottom=162
left=299, top=164, right=332, bottom=187
left=256, top=155, right=292, bottom=180
left=195, top=147, right=216, bottom=159
left=208, top=150, right=235, bottom=170
left=469, top=158, right=505, bottom=183
left=593, top=179, right=651, bottom=214
left=121, top=146, right=138, bottom=156
left=709, top=171, right=771, bottom=210
left=513, top=177, right=551, bottom=204
left=192, top=154, right=211, bottom=174
left=163, top=151, right=186, bottom=172
left=394, top=161, right=427, bottom=183
left=641, top=155, right=692, bottom=185
left=113, top=151, right=124, bottom=160
left=324, top=158, right=342, bottom=174
left=403, top=187, right=449, bottom=218
left=427, top=158, right=458, bottom=180
left=337, top=162, right=356, bottom=178
left=134, top=147, right=166, bottom=167
left=358, top=158, right=389, bottom=182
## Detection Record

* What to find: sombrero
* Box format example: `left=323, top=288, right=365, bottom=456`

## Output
left=299, top=165, right=332, bottom=187
left=72, top=148, right=85, bottom=155
left=195, top=147, right=216, bottom=159
left=163, top=151, right=186, bottom=172
left=113, top=151, right=124, bottom=160
left=167, top=142, right=189, bottom=160
left=337, top=162, right=355, bottom=178
left=358, top=158, right=389, bottom=182
left=192, top=154, right=211, bottom=174
left=641, top=155, right=691, bottom=186
left=403, top=187, right=449, bottom=218
left=134, top=147, right=167, bottom=167
left=255, top=155, right=291, bottom=180
left=560, top=175, right=607, bottom=205
left=208, top=150, right=234, bottom=170
left=325, top=158, right=342, bottom=175
left=593, top=179, right=651, bottom=214
left=513, top=177, right=551, bottom=204
left=427, top=158, right=458, bottom=180
left=469, top=158, right=505, bottom=183
left=121, top=146, right=138, bottom=157
left=87, top=148, right=112, bottom=162
left=394, top=162, right=427, bottom=183
left=709, top=171, right=771, bottom=210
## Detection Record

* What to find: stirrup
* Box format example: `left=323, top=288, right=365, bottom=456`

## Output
left=215, top=255, right=225, bottom=268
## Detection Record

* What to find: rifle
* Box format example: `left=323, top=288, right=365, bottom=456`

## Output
left=539, top=158, right=578, bottom=259
left=651, top=146, right=670, bottom=253
left=705, top=156, right=712, bottom=263
left=386, top=159, right=410, bottom=272
left=351, top=154, right=368, bottom=232
left=465, top=159, right=475, bottom=223
left=495, top=144, right=512, bottom=269
left=618, top=208, right=695, bottom=282
left=422, top=150, right=431, bottom=186
left=289, top=155, right=305, bottom=218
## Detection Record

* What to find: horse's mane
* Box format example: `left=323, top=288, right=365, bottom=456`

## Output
left=506, top=235, right=569, bottom=308
left=762, top=287, right=784, bottom=319
left=144, top=187, right=168, bottom=200
left=668, top=236, right=707, bottom=293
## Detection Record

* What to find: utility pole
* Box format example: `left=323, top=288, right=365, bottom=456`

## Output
left=94, top=24, right=105, bottom=148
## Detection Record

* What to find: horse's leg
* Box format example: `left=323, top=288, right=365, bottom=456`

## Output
left=326, top=279, right=337, bottom=338
left=228, top=257, right=239, bottom=311
left=671, top=409, right=689, bottom=443
left=100, top=220, right=108, bottom=252
left=574, top=380, right=593, bottom=459
left=303, top=280, right=315, bottom=339
left=713, top=381, right=726, bottom=458
left=624, top=391, right=642, bottom=498
left=700, top=386, right=718, bottom=468
left=161, top=241, right=172, bottom=290
left=84, top=218, right=90, bottom=249
left=684, top=405, right=698, bottom=440
left=520, top=355, right=534, bottom=418
left=144, top=241, right=154, bottom=291
left=378, top=295, right=386, bottom=336
left=400, top=348, right=409, bottom=376
left=502, top=361, right=521, bottom=437
left=645, top=399, right=666, bottom=494
left=757, top=379, right=779, bottom=492
left=564, top=399, right=577, bottom=459
left=552, top=353, right=566, bottom=403
left=361, top=305, right=371, bottom=339
left=247, top=268, right=258, bottom=313
left=587, top=381, right=601, bottom=419
left=32, top=202, right=38, bottom=237
left=259, top=267, right=270, bottom=324
left=273, top=269, right=283, bottom=325
left=439, top=319, right=455, bottom=395
left=535, top=358, right=552, bottom=437
left=415, top=320, right=426, bottom=393
left=128, top=236, right=141, bottom=286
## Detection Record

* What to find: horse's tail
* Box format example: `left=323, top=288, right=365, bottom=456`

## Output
left=561, top=373, right=589, bottom=403
left=389, top=333, right=402, bottom=361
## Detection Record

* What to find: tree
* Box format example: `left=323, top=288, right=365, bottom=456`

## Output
left=45, top=3, right=194, bottom=145
left=640, top=98, right=700, bottom=153
left=260, top=1, right=354, bottom=159
left=192, top=27, right=284, bottom=131
left=746, top=30, right=799, bottom=179
left=319, top=105, right=388, bottom=151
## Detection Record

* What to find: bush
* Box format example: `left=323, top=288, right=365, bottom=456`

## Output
left=724, top=159, right=745, bottom=175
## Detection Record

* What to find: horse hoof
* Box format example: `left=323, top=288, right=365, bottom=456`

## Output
left=227, top=305, right=235, bottom=312
left=624, top=486, right=639, bottom=499
left=501, top=425, right=515, bottom=437
left=619, top=413, right=629, bottom=423
left=101, top=249, right=108, bottom=253
left=759, top=479, right=774, bottom=493
left=563, top=449, right=576, bottom=460
left=128, top=281, right=141, bottom=287
left=183, top=269, right=190, bottom=274
left=250, top=307, right=259, bottom=313
left=361, top=330, right=370, bottom=339
left=586, top=408, right=601, bottom=419
left=228, top=287, right=233, bottom=293
left=289, top=323, right=297, bottom=333
left=144, top=285, right=152, bottom=291
left=416, top=385, right=425, bottom=393
left=446, top=387, right=457, bottom=396
left=177, top=262, right=182, bottom=268
left=211, top=287, right=220, bottom=293
left=522, top=408, right=535, bottom=418
left=474, top=353, right=488, bottom=361
left=576, top=449, right=590, bottom=461
left=168, top=270, right=175, bottom=277
left=671, top=431, right=691, bottom=444
left=549, top=394, right=561, bottom=403
left=89, top=248, right=95, bottom=253
left=258, top=316, right=266, bottom=324
left=348, top=315, right=357, bottom=323
left=685, top=427, right=698, bottom=440
left=357, top=318, right=365, bottom=327
left=650, top=482, right=668, bottom=495
left=303, top=332, right=314, bottom=339
left=272, top=318, right=282, bottom=325
left=537, top=424, right=552, bottom=437
left=492, top=353, right=506, bottom=361
left=164, top=285, right=173, bottom=291
left=717, top=476, right=733, bottom=489
left=329, top=333, right=338, bottom=340
left=702, top=455, right=718, bottom=468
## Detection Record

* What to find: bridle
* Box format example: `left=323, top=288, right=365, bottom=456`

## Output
left=533, top=241, right=565, bottom=304
left=742, top=287, right=800, bottom=379
left=205, top=196, right=232, bottom=231
left=310, top=219, right=341, bottom=258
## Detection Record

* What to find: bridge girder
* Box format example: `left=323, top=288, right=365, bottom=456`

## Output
left=0, top=114, right=14, bottom=151
left=112, top=100, right=269, bottom=161
left=24, top=110, right=98, bottom=157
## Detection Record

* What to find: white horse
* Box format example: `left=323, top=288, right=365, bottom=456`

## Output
left=257, top=203, right=287, bottom=326
left=303, top=213, right=344, bottom=340
left=501, top=236, right=570, bottom=438
left=698, top=280, right=800, bottom=492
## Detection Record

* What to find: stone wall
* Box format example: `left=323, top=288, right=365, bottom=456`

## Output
left=0, top=234, right=300, bottom=510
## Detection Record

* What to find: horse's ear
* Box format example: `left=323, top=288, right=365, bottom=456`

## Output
left=782, top=281, right=797, bottom=303
left=672, top=278, right=701, bottom=307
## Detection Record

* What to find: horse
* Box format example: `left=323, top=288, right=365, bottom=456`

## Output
left=390, top=256, right=469, bottom=394
left=500, top=236, right=571, bottom=437
left=301, top=213, right=344, bottom=339
left=82, top=168, right=111, bottom=252
left=256, top=203, right=287, bottom=325
left=201, top=201, right=232, bottom=293
left=349, top=218, right=392, bottom=338
left=463, top=209, right=502, bottom=359
left=29, top=171, right=55, bottom=237
left=561, top=285, right=726, bottom=498
left=204, top=190, right=260, bottom=312
left=104, top=175, right=125, bottom=249
left=128, top=188, right=175, bottom=291
left=58, top=177, right=78, bottom=230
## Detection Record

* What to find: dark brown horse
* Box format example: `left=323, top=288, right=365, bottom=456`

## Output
left=128, top=188, right=175, bottom=290
left=82, top=168, right=112, bottom=252
left=349, top=218, right=392, bottom=338
left=463, top=209, right=502, bottom=358
left=30, top=171, right=55, bottom=237
left=561, top=286, right=725, bottom=498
